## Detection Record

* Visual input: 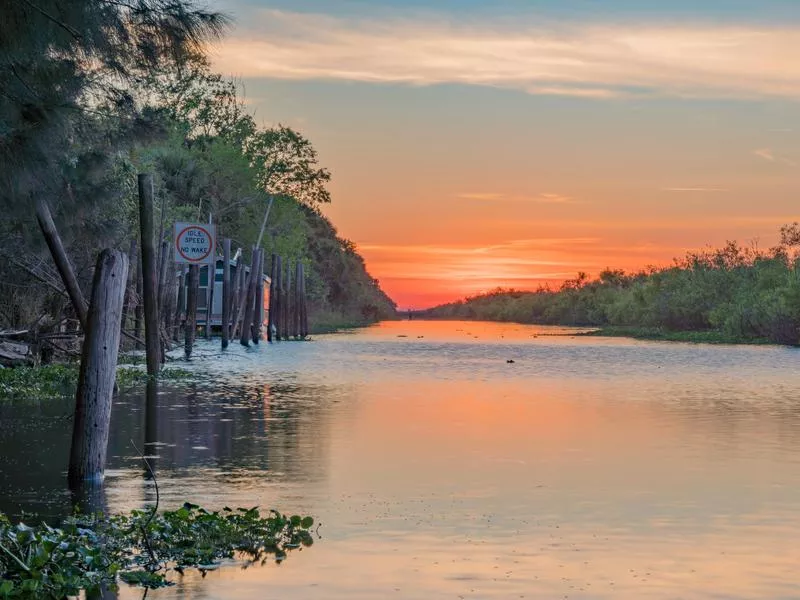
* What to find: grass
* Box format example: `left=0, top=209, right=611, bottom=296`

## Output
left=580, top=326, right=774, bottom=345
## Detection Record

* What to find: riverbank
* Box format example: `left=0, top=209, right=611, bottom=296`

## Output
left=578, top=326, right=774, bottom=345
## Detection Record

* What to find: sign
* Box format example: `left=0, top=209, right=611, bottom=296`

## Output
left=174, top=222, right=216, bottom=264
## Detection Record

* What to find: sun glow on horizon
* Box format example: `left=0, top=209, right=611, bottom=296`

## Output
left=212, top=2, right=800, bottom=311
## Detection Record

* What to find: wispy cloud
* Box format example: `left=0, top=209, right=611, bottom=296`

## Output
left=214, top=10, right=800, bottom=99
left=457, top=192, right=576, bottom=203
left=754, top=147, right=796, bottom=166
left=662, top=186, right=727, bottom=192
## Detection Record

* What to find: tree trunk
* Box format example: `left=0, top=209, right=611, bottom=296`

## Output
left=68, top=249, right=128, bottom=484
left=138, top=174, right=161, bottom=375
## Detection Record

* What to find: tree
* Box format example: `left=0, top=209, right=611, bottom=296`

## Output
left=0, top=0, right=229, bottom=206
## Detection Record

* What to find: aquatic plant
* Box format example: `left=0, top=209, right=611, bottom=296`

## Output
left=0, top=504, right=315, bottom=597
left=0, top=365, right=193, bottom=403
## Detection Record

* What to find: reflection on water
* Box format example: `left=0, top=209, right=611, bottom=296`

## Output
left=3, top=320, right=800, bottom=598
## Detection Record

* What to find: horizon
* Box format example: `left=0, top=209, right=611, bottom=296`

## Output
left=211, top=0, right=800, bottom=310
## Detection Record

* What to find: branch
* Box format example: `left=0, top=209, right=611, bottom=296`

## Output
left=21, top=0, right=82, bottom=39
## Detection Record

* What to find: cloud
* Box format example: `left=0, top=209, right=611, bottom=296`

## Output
left=754, top=148, right=796, bottom=166
left=662, top=187, right=727, bottom=192
left=457, top=192, right=575, bottom=203
left=754, top=148, right=776, bottom=162
left=213, top=10, right=800, bottom=99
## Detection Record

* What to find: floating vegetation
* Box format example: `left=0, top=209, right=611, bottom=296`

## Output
left=0, top=504, right=316, bottom=597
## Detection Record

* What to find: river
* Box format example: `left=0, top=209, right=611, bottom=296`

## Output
left=3, top=320, right=800, bottom=599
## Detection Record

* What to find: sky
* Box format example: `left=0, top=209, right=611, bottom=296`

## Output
left=211, top=0, right=800, bottom=309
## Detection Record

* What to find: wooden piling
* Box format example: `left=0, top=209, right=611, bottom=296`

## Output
left=121, top=239, right=137, bottom=340
left=294, top=261, right=302, bottom=339
left=273, top=256, right=282, bottom=341
left=157, top=241, right=170, bottom=362
left=222, top=239, right=231, bottom=349
left=138, top=174, right=161, bottom=376
left=35, top=199, right=88, bottom=328
left=157, top=241, right=169, bottom=319
left=267, top=254, right=277, bottom=342
left=229, top=255, right=245, bottom=339
left=205, top=262, right=215, bottom=340
left=173, top=265, right=186, bottom=342
left=163, top=259, right=176, bottom=348
left=67, top=249, right=128, bottom=484
left=134, top=248, right=143, bottom=349
left=240, top=249, right=259, bottom=347
left=283, top=261, right=291, bottom=340
left=300, top=262, right=309, bottom=338
left=185, top=264, right=198, bottom=359
left=252, top=249, right=264, bottom=344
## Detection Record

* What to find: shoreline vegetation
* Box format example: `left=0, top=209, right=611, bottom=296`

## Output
left=418, top=230, right=800, bottom=347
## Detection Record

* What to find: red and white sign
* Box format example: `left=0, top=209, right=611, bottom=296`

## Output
left=174, top=222, right=216, bottom=264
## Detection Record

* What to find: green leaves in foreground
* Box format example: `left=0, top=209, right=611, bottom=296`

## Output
left=0, top=504, right=316, bottom=597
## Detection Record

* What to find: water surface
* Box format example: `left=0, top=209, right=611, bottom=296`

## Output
left=3, top=320, right=800, bottom=599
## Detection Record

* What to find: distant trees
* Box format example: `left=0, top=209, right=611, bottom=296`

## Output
left=422, top=236, right=800, bottom=345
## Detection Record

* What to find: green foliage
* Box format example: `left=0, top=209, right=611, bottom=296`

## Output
left=0, top=364, right=193, bottom=403
left=422, top=238, right=800, bottom=345
left=0, top=32, right=395, bottom=335
left=0, top=364, right=77, bottom=402
left=0, top=504, right=316, bottom=596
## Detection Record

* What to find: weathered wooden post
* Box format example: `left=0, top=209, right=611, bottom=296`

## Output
left=229, top=255, right=245, bottom=339
left=294, top=260, right=302, bottom=339
left=163, top=259, right=176, bottom=347
left=173, top=265, right=186, bottom=341
left=205, top=262, right=214, bottom=340
left=185, top=264, right=198, bottom=359
left=35, top=199, right=88, bottom=328
left=222, top=238, right=231, bottom=349
left=121, top=239, right=137, bottom=341
left=134, top=251, right=143, bottom=349
left=240, top=249, right=260, bottom=347
left=138, top=174, right=161, bottom=376
left=157, top=241, right=169, bottom=319
left=267, top=254, right=277, bottom=342
left=157, top=241, right=171, bottom=363
left=275, top=256, right=283, bottom=340
left=252, top=249, right=264, bottom=344
left=282, top=261, right=291, bottom=340
left=300, top=262, right=309, bottom=338
left=67, top=249, right=128, bottom=484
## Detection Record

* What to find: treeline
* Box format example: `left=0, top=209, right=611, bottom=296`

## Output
left=0, top=1, right=395, bottom=338
left=421, top=230, right=800, bottom=345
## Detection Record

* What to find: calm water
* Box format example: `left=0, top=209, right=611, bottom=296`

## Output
left=3, top=320, right=800, bottom=599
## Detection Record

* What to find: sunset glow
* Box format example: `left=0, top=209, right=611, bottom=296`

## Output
left=213, top=0, right=800, bottom=308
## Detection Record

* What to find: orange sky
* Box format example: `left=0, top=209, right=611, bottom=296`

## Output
left=212, top=2, right=800, bottom=309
